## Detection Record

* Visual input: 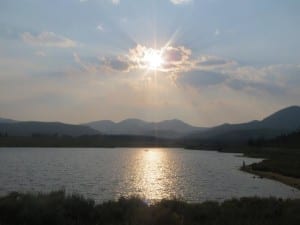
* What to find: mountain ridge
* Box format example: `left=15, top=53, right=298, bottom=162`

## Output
left=186, top=105, right=300, bottom=142
left=1, top=105, right=300, bottom=140
left=0, top=121, right=100, bottom=137
left=0, top=118, right=18, bottom=123
left=83, top=118, right=206, bottom=138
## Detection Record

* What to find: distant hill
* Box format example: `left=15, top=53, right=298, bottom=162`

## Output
left=260, top=106, right=300, bottom=130
left=186, top=106, right=300, bottom=144
left=0, top=121, right=100, bottom=137
left=84, top=119, right=206, bottom=138
left=0, top=117, right=18, bottom=123
left=1, top=105, right=299, bottom=142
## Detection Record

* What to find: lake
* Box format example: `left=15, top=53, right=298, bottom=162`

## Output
left=0, top=147, right=299, bottom=202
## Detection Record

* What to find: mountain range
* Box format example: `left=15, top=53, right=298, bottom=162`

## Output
left=1, top=106, right=300, bottom=141
left=83, top=119, right=205, bottom=138
left=0, top=121, right=99, bottom=137
left=186, top=106, right=300, bottom=143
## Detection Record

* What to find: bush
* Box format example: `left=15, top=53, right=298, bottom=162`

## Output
left=0, top=191, right=299, bottom=225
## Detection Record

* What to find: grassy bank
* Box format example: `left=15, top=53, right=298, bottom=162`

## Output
left=243, top=148, right=300, bottom=177
left=237, top=147, right=300, bottom=189
left=241, top=165, right=300, bottom=190
left=0, top=191, right=299, bottom=225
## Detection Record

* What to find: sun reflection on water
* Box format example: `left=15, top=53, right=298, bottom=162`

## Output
left=131, top=148, right=174, bottom=201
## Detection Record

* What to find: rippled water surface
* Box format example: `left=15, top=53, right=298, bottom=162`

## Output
left=0, top=148, right=299, bottom=202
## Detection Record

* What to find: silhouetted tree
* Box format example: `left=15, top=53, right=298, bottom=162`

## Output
left=248, top=138, right=254, bottom=146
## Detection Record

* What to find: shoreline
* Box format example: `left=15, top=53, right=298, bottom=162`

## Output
left=241, top=165, right=300, bottom=190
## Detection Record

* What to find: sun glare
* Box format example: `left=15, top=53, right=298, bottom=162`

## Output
left=142, top=49, right=164, bottom=70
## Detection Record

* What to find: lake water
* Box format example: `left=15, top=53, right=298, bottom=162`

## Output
left=0, top=147, right=299, bottom=202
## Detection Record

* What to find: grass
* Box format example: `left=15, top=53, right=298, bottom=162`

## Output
left=244, top=148, right=300, bottom=175
left=241, top=165, right=300, bottom=190
left=0, top=191, right=300, bottom=225
left=237, top=147, right=300, bottom=189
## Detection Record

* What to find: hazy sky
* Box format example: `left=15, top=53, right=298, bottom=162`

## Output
left=0, top=0, right=300, bottom=126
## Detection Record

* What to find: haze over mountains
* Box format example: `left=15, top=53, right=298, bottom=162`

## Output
left=83, top=119, right=205, bottom=138
left=0, top=118, right=17, bottom=124
left=1, top=106, right=300, bottom=141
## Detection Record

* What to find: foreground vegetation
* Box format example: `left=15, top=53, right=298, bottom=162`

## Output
left=0, top=191, right=299, bottom=225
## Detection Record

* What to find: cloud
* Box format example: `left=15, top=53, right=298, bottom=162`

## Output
left=102, top=56, right=130, bottom=72
left=83, top=44, right=235, bottom=77
left=263, top=64, right=300, bottom=87
left=72, top=44, right=197, bottom=77
left=111, top=0, right=120, bottom=5
left=73, top=52, right=99, bottom=74
left=87, top=44, right=195, bottom=74
left=73, top=52, right=131, bottom=74
left=79, top=0, right=119, bottom=5
left=35, top=51, right=46, bottom=57
left=227, top=79, right=285, bottom=95
left=170, top=0, right=192, bottom=5
left=172, top=52, right=300, bottom=96
left=120, top=17, right=128, bottom=23
left=196, top=55, right=237, bottom=68
left=96, top=24, right=105, bottom=32
left=161, top=46, right=193, bottom=72
left=21, top=32, right=77, bottom=48
left=218, top=64, right=300, bottom=95
left=179, top=70, right=227, bottom=88
left=73, top=43, right=300, bottom=98
left=175, top=55, right=237, bottom=90
left=125, top=44, right=195, bottom=73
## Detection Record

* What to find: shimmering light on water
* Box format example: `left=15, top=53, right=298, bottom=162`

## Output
left=130, top=149, right=175, bottom=200
left=0, top=148, right=299, bottom=202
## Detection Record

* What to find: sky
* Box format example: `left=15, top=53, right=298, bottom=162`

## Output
left=0, top=0, right=300, bottom=126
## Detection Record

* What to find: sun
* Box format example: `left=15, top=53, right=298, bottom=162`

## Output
left=142, top=49, right=164, bottom=70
